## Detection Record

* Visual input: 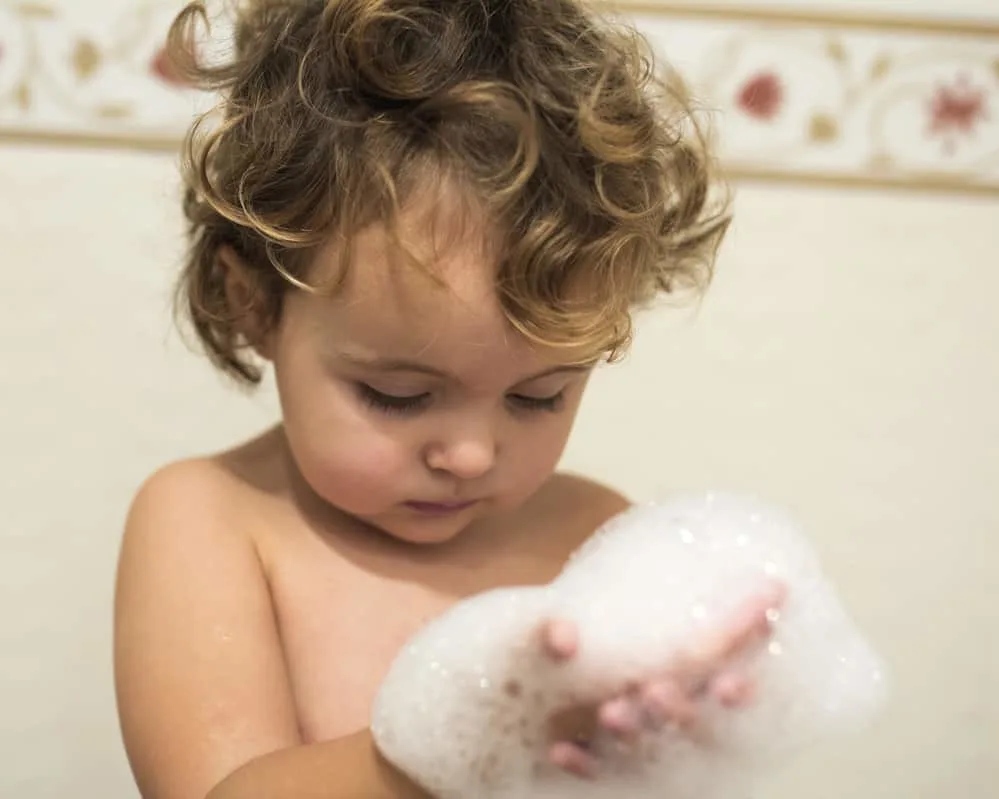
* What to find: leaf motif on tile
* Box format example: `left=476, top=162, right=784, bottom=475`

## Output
left=871, top=55, right=893, bottom=80
left=826, top=39, right=847, bottom=63
left=808, top=113, right=839, bottom=143
left=71, top=39, right=102, bottom=81
left=96, top=104, right=133, bottom=119
left=14, top=81, right=30, bottom=111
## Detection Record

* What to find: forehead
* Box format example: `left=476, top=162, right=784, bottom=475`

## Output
left=304, top=197, right=575, bottom=372
left=331, top=208, right=501, bottom=336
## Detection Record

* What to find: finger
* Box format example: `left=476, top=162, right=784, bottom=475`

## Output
left=641, top=679, right=700, bottom=729
left=679, top=580, right=786, bottom=675
left=598, top=697, right=643, bottom=742
left=539, top=618, right=578, bottom=662
left=549, top=741, right=599, bottom=779
left=710, top=671, right=755, bottom=708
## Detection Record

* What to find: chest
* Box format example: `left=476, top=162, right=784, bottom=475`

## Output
left=265, top=524, right=564, bottom=743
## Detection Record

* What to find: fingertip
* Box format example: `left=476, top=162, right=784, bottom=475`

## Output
left=549, top=742, right=598, bottom=780
left=763, top=578, right=788, bottom=607
left=712, top=672, right=755, bottom=707
left=542, top=618, right=578, bottom=661
left=548, top=741, right=570, bottom=767
left=598, top=697, right=640, bottom=738
left=642, top=680, right=699, bottom=727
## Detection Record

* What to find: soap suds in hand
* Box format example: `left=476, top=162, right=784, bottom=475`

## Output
left=371, top=492, right=886, bottom=798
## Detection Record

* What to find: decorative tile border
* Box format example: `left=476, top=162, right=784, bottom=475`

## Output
left=619, top=3, right=999, bottom=195
left=0, top=2, right=214, bottom=146
left=0, top=0, right=997, bottom=195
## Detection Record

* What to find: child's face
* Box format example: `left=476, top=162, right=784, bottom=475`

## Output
left=264, top=201, right=594, bottom=545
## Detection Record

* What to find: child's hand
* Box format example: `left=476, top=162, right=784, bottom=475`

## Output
left=540, top=580, right=786, bottom=779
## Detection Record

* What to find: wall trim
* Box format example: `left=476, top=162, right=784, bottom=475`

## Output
left=610, top=3, right=999, bottom=37
left=3, top=128, right=997, bottom=200
left=0, top=1, right=997, bottom=197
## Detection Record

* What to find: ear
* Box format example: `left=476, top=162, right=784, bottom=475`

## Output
left=218, top=245, right=276, bottom=361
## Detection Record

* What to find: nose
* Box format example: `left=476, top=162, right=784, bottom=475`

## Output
left=424, top=423, right=497, bottom=480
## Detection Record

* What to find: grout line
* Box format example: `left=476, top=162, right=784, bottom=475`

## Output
left=1, top=126, right=995, bottom=197
left=1, top=3, right=997, bottom=195
left=603, top=2, right=999, bottom=37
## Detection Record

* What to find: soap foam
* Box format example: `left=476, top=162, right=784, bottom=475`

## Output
left=371, top=493, right=886, bottom=798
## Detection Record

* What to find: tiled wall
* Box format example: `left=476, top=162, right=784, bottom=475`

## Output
left=1, top=3, right=996, bottom=799
left=1, top=1, right=997, bottom=193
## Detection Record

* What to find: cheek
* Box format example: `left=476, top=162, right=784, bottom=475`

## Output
left=277, top=373, right=416, bottom=504
left=502, top=417, right=576, bottom=489
left=291, top=424, right=416, bottom=509
left=315, top=432, right=404, bottom=478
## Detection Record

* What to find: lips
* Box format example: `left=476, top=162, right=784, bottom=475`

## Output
left=404, top=500, right=478, bottom=515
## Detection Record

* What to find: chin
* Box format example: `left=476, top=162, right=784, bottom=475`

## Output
left=370, top=507, right=485, bottom=546
left=376, top=520, right=468, bottom=545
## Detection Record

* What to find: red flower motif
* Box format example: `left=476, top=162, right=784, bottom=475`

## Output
left=927, top=74, right=988, bottom=153
left=736, top=72, right=784, bottom=121
left=150, top=45, right=188, bottom=88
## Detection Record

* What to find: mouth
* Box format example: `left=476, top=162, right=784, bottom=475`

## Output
left=404, top=500, right=479, bottom=515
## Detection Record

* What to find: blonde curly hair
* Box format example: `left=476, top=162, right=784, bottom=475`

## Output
left=167, top=0, right=730, bottom=384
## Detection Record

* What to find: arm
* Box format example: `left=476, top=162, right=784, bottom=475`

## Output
left=113, top=461, right=428, bottom=799
left=206, top=730, right=428, bottom=799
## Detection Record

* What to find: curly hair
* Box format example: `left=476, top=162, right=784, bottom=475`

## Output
left=167, top=0, right=730, bottom=384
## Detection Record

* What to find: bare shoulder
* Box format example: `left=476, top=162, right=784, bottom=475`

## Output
left=125, top=429, right=283, bottom=545
left=115, top=441, right=300, bottom=799
left=546, top=471, right=630, bottom=519
left=128, top=456, right=242, bottom=522
left=120, top=457, right=257, bottom=577
left=523, top=471, right=631, bottom=556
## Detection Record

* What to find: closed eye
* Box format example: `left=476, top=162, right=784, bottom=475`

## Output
left=507, top=391, right=565, bottom=413
left=356, top=383, right=430, bottom=415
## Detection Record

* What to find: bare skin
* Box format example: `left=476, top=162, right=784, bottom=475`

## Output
left=116, top=196, right=782, bottom=799
left=540, top=583, right=784, bottom=779
left=115, top=425, right=618, bottom=798
left=242, top=429, right=631, bottom=745
left=115, top=426, right=781, bottom=798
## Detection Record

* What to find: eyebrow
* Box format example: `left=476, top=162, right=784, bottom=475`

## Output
left=338, top=353, right=592, bottom=382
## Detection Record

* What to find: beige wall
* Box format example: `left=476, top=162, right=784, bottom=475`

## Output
left=570, top=183, right=999, bottom=796
left=0, top=146, right=280, bottom=798
left=1, top=1, right=997, bottom=797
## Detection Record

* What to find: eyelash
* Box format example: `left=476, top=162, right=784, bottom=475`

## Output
left=356, top=384, right=565, bottom=416
left=357, top=384, right=430, bottom=415
left=509, top=392, right=564, bottom=413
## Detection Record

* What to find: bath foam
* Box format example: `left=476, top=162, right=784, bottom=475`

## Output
left=371, top=493, right=886, bottom=798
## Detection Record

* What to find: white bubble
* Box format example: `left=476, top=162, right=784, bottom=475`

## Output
left=371, top=492, right=887, bottom=799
